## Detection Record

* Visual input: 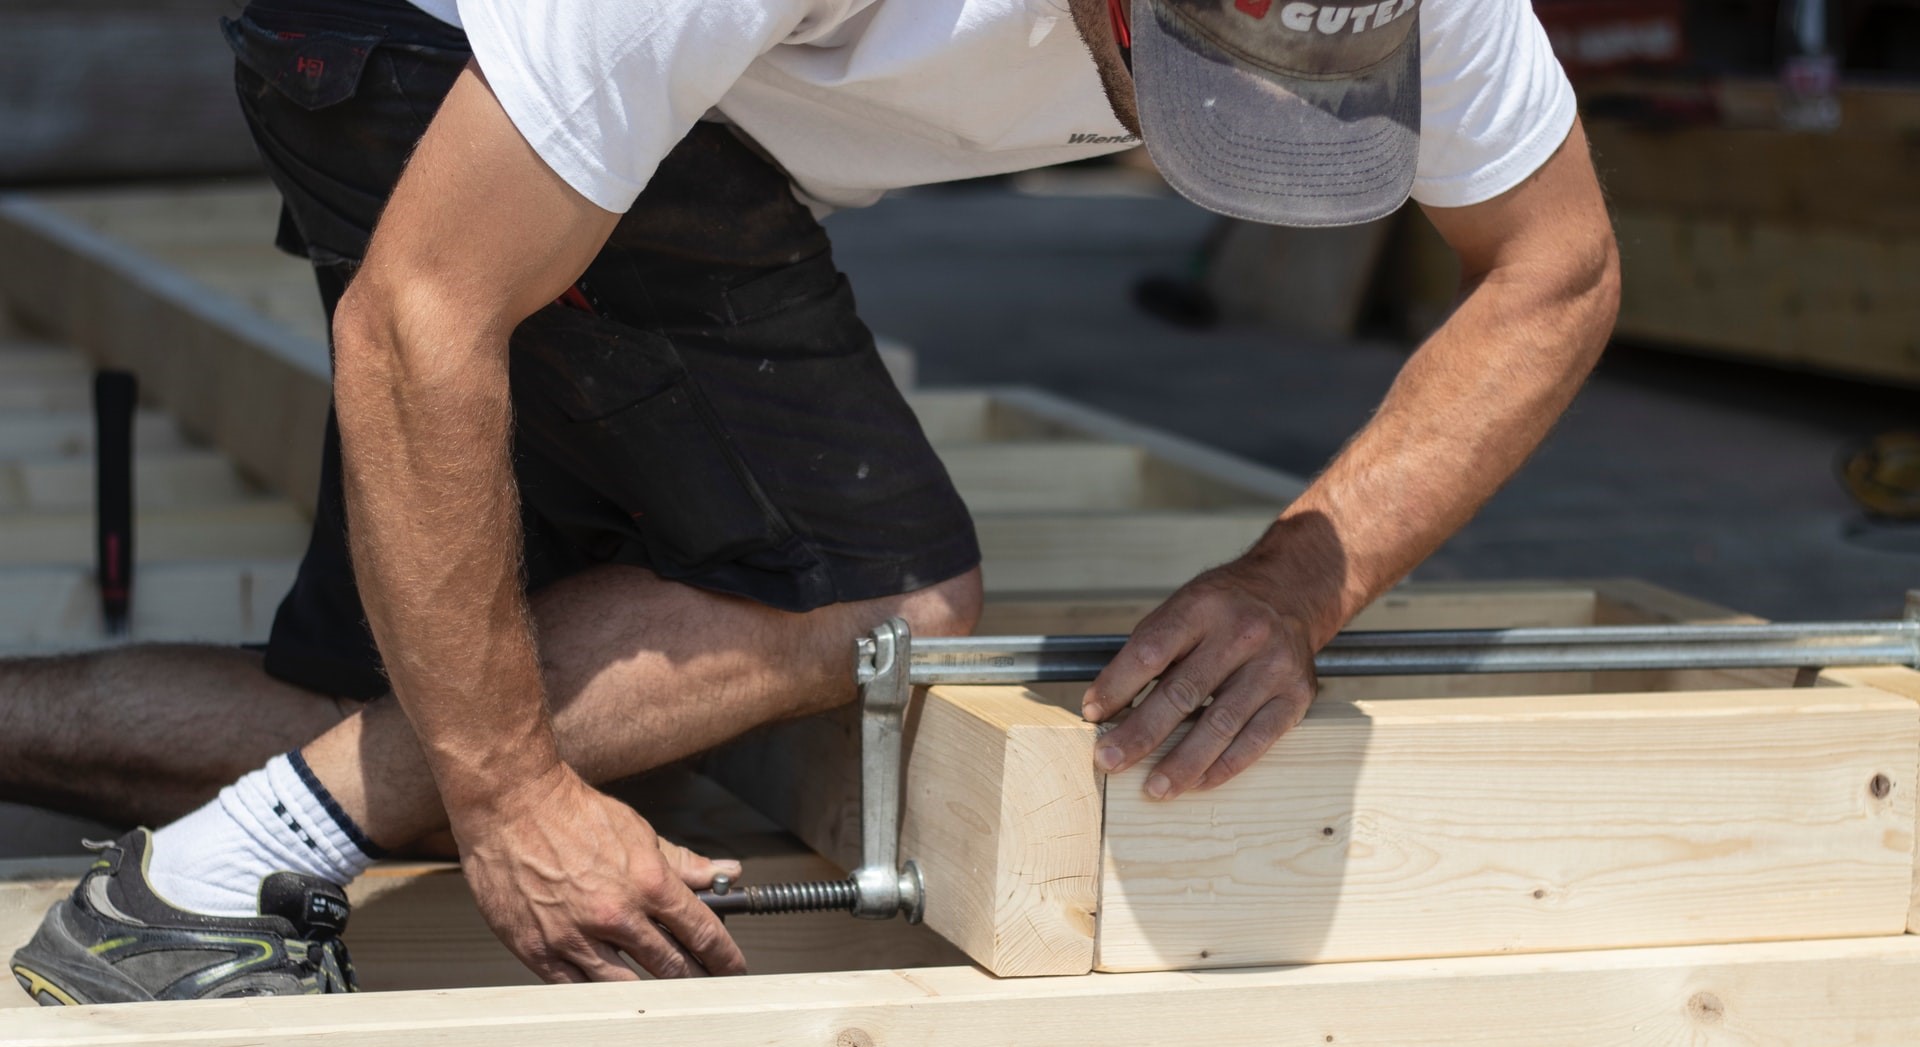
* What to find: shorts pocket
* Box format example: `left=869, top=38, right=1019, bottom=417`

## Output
left=507, top=306, right=794, bottom=574
left=223, top=13, right=384, bottom=110
left=723, top=252, right=841, bottom=327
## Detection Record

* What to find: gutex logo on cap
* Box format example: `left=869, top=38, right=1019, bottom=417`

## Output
left=1155, top=0, right=1421, bottom=77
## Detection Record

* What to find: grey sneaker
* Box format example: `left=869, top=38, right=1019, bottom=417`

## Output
left=10, top=828, right=356, bottom=1005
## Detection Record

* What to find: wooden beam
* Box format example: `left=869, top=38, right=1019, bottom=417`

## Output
left=1095, top=686, right=1916, bottom=972
left=0, top=196, right=333, bottom=515
left=1592, top=578, right=1920, bottom=935
left=723, top=673, right=1917, bottom=976
left=974, top=512, right=1273, bottom=592
left=0, top=411, right=186, bottom=460
left=1589, top=578, right=1794, bottom=692
left=0, top=561, right=297, bottom=653
left=30, top=186, right=284, bottom=250
left=0, top=504, right=309, bottom=567
left=1387, top=202, right=1920, bottom=389
left=0, top=452, right=259, bottom=513
left=939, top=442, right=1149, bottom=512
left=900, top=686, right=1101, bottom=976
left=1611, top=209, right=1920, bottom=389
left=708, top=583, right=1616, bottom=884
left=0, top=344, right=88, bottom=377
left=0, top=771, right=962, bottom=1004
left=13, top=936, right=1920, bottom=1045
left=0, top=373, right=89, bottom=412
left=1585, top=119, right=1920, bottom=236
left=1824, top=665, right=1920, bottom=935
left=983, top=387, right=1306, bottom=506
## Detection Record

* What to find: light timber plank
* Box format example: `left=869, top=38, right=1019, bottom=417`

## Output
left=33, top=186, right=283, bottom=249
left=987, top=387, right=1307, bottom=505
left=13, top=936, right=1920, bottom=1045
left=975, top=512, right=1273, bottom=592
left=0, top=196, right=333, bottom=515
left=1612, top=209, right=1920, bottom=389
left=710, top=583, right=1617, bottom=897
left=908, top=391, right=1083, bottom=445
left=0, top=771, right=962, bottom=1004
left=1593, top=578, right=1920, bottom=931
left=940, top=442, right=1149, bottom=511
left=1823, top=666, right=1920, bottom=934
left=1095, top=687, right=1917, bottom=972
left=1589, top=579, right=1792, bottom=692
left=0, top=561, right=298, bottom=652
left=973, top=589, right=1173, bottom=635
left=0, top=374, right=90, bottom=412
left=0, top=452, right=259, bottom=513
left=901, top=686, right=1101, bottom=976
left=1586, top=119, right=1920, bottom=235
left=0, top=504, right=310, bottom=567
left=0, top=411, right=185, bottom=460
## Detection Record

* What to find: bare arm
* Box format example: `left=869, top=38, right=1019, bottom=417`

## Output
left=332, top=63, right=743, bottom=979
left=1086, top=118, right=1621, bottom=797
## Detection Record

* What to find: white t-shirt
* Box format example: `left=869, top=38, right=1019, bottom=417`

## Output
left=405, top=0, right=1575, bottom=217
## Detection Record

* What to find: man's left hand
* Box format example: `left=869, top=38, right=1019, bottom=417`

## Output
left=1080, top=551, right=1320, bottom=800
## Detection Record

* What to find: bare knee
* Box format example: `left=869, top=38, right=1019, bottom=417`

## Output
left=895, top=566, right=983, bottom=638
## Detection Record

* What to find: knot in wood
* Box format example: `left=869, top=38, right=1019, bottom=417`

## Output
left=1871, top=773, right=1893, bottom=799
left=1688, top=992, right=1725, bottom=1024
left=837, top=1029, right=878, bottom=1047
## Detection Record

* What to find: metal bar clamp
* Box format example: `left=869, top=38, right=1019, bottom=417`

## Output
left=848, top=617, right=924, bottom=922
left=697, top=618, right=925, bottom=923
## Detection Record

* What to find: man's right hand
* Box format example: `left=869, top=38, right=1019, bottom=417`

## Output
left=452, top=765, right=747, bottom=981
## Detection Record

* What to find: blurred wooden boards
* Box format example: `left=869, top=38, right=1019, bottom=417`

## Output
left=0, top=182, right=1312, bottom=658
left=1384, top=87, right=1920, bottom=388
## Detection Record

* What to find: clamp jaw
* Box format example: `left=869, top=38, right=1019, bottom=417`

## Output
left=697, top=618, right=924, bottom=923
left=849, top=618, right=924, bottom=922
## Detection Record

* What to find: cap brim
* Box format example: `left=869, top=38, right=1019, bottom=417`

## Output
left=1133, top=3, right=1420, bottom=227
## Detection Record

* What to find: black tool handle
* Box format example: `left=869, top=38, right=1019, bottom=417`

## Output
left=93, top=370, right=137, bottom=636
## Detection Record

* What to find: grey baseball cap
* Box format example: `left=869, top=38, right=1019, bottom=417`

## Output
left=1132, top=0, right=1423, bottom=227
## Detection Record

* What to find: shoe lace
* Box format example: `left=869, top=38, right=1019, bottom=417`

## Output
left=289, top=936, right=359, bottom=994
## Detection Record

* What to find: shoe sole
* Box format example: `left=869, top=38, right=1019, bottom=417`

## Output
left=10, top=901, right=159, bottom=1007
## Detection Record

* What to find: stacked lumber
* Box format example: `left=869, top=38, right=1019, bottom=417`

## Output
left=5, top=183, right=1920, bottom=1045
left=1391, top=80, right=1920, bottom=387
left=0, top=336, right=304, bottom=652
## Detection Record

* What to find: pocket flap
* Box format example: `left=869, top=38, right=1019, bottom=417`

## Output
left=510, top=307, right=689, bottom=423
left=223, top=15, right=383, bottom=110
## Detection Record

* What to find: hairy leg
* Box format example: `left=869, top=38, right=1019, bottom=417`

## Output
left=307, top=564, right=983, bottom=849
left=0, top=646, right=349, bottom=825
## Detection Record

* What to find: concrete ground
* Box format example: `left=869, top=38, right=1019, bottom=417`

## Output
left=827, top=178, right=1919, bottom=621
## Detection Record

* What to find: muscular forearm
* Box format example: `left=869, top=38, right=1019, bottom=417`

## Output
left=1255, top=250, right=1619, bottom=646
left=1088, top=123, right=1619, bottom=797
left=332, top=283, right=562, bottom=824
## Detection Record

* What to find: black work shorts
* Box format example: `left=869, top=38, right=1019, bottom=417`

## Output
left=224, top=0, right=980, bottom=700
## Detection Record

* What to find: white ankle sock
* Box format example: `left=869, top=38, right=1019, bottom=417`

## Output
left=147, top=752, right=382, bottom=917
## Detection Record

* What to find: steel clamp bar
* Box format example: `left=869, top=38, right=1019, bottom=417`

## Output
left=867, top=620, right=1920, bottom=687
